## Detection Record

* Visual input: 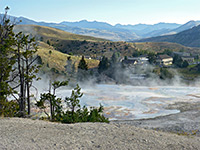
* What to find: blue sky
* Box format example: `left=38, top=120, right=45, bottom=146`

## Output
left=0, top=0, right=199, bottom=25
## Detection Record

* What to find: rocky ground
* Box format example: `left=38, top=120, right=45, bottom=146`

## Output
left=1, top=117, right=200, bottom=150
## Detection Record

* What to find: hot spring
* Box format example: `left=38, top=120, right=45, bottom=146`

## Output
left=56, top=84, right=200, bottom=120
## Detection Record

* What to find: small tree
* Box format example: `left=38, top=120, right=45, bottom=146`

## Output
left=65, top=84, right=82, bottom=122
left=62, top=85, right=109, bottom=123
left=78, top=56, right=88, bottom=70
left=36, top=80, right=68, bottom=121
left=36, top=82, right=109, bottom=123
left=65, top=56, right=72, bottom=76
left=98, top=56, right=109, bottom=74
left=111, top=52, right=120, bottom=65
left=47, top=40, right=50, bottom=46
left=148, top=52, right=157, bottom=64
left=0, top=7, right=16, bottom=110
left=77, top=56, right=88, bottom=81
left=182, top=60, right=189, bottom=68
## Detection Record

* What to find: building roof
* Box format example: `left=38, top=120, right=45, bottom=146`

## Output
left=173, top=52, right=190, bottom=56
left=158, top=54, right=172, bottom=60
left=181, top=56, right=194, bottom=59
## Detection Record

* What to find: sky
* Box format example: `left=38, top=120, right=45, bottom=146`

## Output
left=0, top=0, right=199, bottom=25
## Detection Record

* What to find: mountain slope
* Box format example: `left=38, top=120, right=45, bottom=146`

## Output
left=14, top=25, right=107, bottom=42
left=14, top=25, right=200, bottom=61
left=4, top=14, right=138, bottom=41
left=134, top=25, right=200, bottom=47
left=115, top=22, right=181, bottom=37
left=13, top=25, right=138, bottom=58
left=115, top=22, right=180, bottom=31
left=60, top=20, right=114, bottom=30
left=172, top=20, right=200, bottom=33
left=10, top=15, right=138, bottom=41
left=59, top=20, right=139, bottom=41
left=14, top=25, right=101, bottom=71
left=37, top=42, right=100, bottom=72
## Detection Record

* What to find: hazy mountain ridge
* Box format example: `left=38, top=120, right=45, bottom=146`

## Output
left=4, top=14, right=200, bottom=42
left=13, top=16, right=138, bottom=41
left=115, top=22, right=181, bottom=37
left=134, top=24, right=200, bottom=47
left=172, top=20, right=200, bottom=33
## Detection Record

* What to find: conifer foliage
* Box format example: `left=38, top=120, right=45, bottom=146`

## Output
left=0, top=7, right=41, bottom=117
left=36, top=81, right=109, bottom=123
left=77, top=56, right=89, bottom=81
left=78, top=56, right=88, bottom=70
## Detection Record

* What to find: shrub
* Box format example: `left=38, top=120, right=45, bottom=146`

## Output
left=62, top=85, right=109, bottom=123
left=36, top=82, right=109, bottom=123
left=0, top=100, right=19, bottom=117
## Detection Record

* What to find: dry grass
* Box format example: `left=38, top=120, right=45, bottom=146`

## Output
left=15, top=25, right=107, bottom=42
left=133, top=42, right=197, bottom=52
left=37, top=42, right=99, bottom=72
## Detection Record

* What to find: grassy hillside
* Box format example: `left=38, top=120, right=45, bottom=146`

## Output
left=14, top=25, right=107, bottom=42
left=37, top=42, right=100, bottom=72
left=53, top=41, right=200, bottom=58
left=15, top=25, right=200, bottom=60
left=133, top=42, right=200, bottom=53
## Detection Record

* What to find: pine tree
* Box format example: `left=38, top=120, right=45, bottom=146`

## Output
left=182, top=60, right=189, bottom=68
left=15, top=31, right=41, bottom=117
left=0, top=7, right=16, bottom=111
left=98, top=56, right=109, bottom=73
left=78, top=56, right=88, bottom=70
left=47, top=40, right=50, bottom=46
left=0, top=7, right=41, bottom=117
left=77, top=56, right=88, bottom=81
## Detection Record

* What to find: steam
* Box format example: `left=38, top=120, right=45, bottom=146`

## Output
left=28, top=63, right=200, bottom=120
left=89, top=63, right=188, bottom=87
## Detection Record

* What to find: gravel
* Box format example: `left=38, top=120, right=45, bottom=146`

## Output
left=1, top=117, right=200, bottom=150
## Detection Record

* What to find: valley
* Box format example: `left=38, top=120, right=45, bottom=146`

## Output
left=1, top=2, right=200, bottom=149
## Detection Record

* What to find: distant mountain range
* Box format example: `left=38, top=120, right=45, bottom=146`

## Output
left=115, top=22, right=181, bottom=37
left=10, top=16, right=139, bottom=41
left=5, top=14, right=200, bottom=42
left=134, top=24, right=200, bottom=47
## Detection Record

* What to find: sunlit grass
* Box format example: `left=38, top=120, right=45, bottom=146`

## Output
left=37, top=42, right=100, bottom=72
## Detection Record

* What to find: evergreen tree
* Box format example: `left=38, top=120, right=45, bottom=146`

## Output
left=148, top=52, right=157, bottom=64
left=78, top=56, right=88, bottom=70
left=36, top=80, right=68, bottom=121
left=182, top=60, right=189, bottom=68
left=65, top=84, right=82, bottom=121
left=0, top=7, right=41, bottom=117
left=47, top=40, right=50, bottom=46
left=0, top=7, right=17, bottom=114
left=111, top=52, right=120, bottom=65
left=65, top=56, right=72, bottom=76
left=71, top=62, right=76, bottom=75
left=98, top=56, right=109, bottom=74
left=173, top=55, right=183, bottom=67
left=77, top=56, right=88, bottom=81
left=15, top=31, right=41, bottom=117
